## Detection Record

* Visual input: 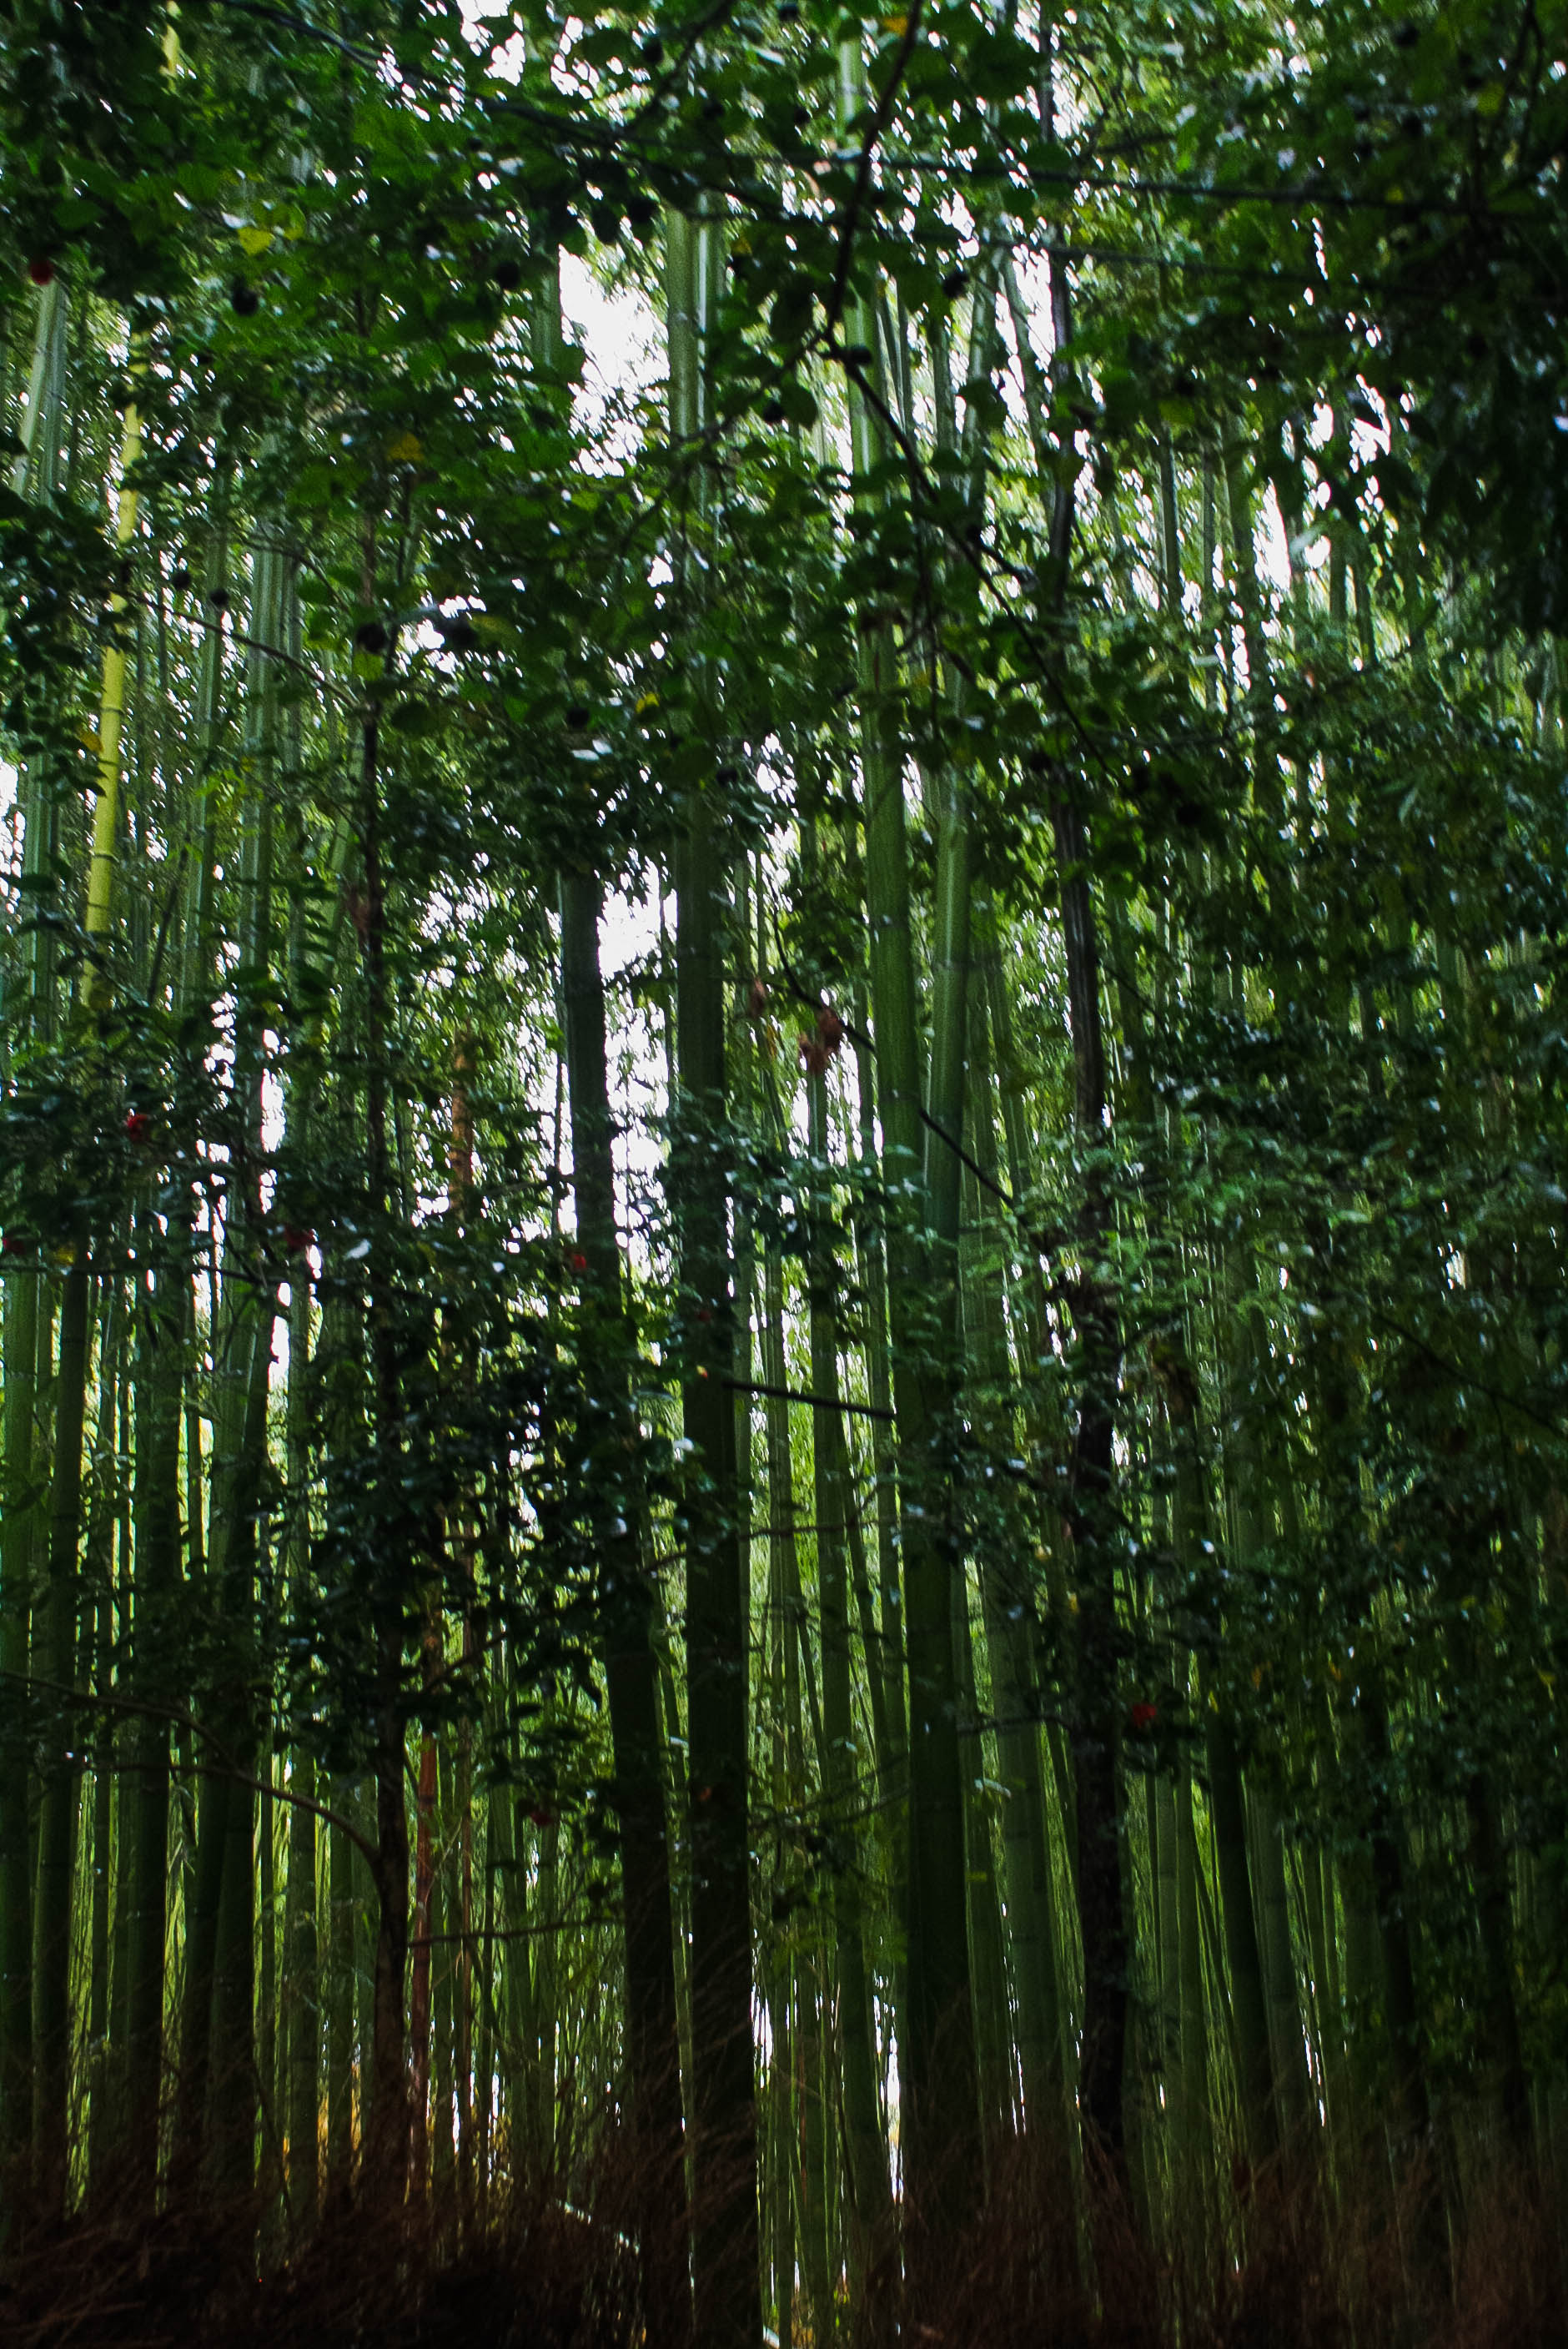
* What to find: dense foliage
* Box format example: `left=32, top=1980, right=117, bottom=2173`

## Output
left=2, top=0, right=1566, bottom=2340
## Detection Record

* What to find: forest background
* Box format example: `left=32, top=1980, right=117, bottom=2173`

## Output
left=1, top=0, right=1566, bottom=2341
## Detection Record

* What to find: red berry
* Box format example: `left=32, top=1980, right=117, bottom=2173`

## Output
left=124, top=1109, right=151, bottom=1143
left=570, top=1250, right=588, bottom=1272
left=1129, top=1701, right=1158, bottom=1733
left=28, top=257, right=55, bottom=288
left=284, top=1225, right=313, bottom=1255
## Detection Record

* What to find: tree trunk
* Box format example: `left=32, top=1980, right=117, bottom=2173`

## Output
left=559, top=869, right=690, bottom=2344
left=0, top=274, right=70, bottom=2169
left=124, top=1212, right=185, bottom=2185
left=666, top=200, right=761, bottom=2348
left=836, top=35, right=979, bottom=2250
left=805, top=1039, right=894, bottom=2289
left=1048, top=779, right=1130, bottom=2173
left=32, top=1252, right=89, bottom=2205
left=965, top=982, right=1069, bottom=2143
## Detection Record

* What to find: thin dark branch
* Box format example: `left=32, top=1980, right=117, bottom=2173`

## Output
left=822, top=3, right=927, bottom=338
left=4, top=1671, right=380, bottom=1866
left=724, top=1374, right=894, bottom=1423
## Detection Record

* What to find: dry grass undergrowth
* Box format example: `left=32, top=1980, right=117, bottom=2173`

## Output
left=0, top=2128, right=1563, bottom=2348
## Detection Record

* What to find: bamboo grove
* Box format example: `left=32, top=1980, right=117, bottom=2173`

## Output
left=2, top=0, right=1566, bottom=2340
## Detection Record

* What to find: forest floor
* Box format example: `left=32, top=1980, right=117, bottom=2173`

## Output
left=1, top=2144, right=1565, bottom=2349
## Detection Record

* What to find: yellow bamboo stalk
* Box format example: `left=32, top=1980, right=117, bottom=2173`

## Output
left=83, top=393, right=143, bottom=975
left=83, top=0, right=174, bottom=972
